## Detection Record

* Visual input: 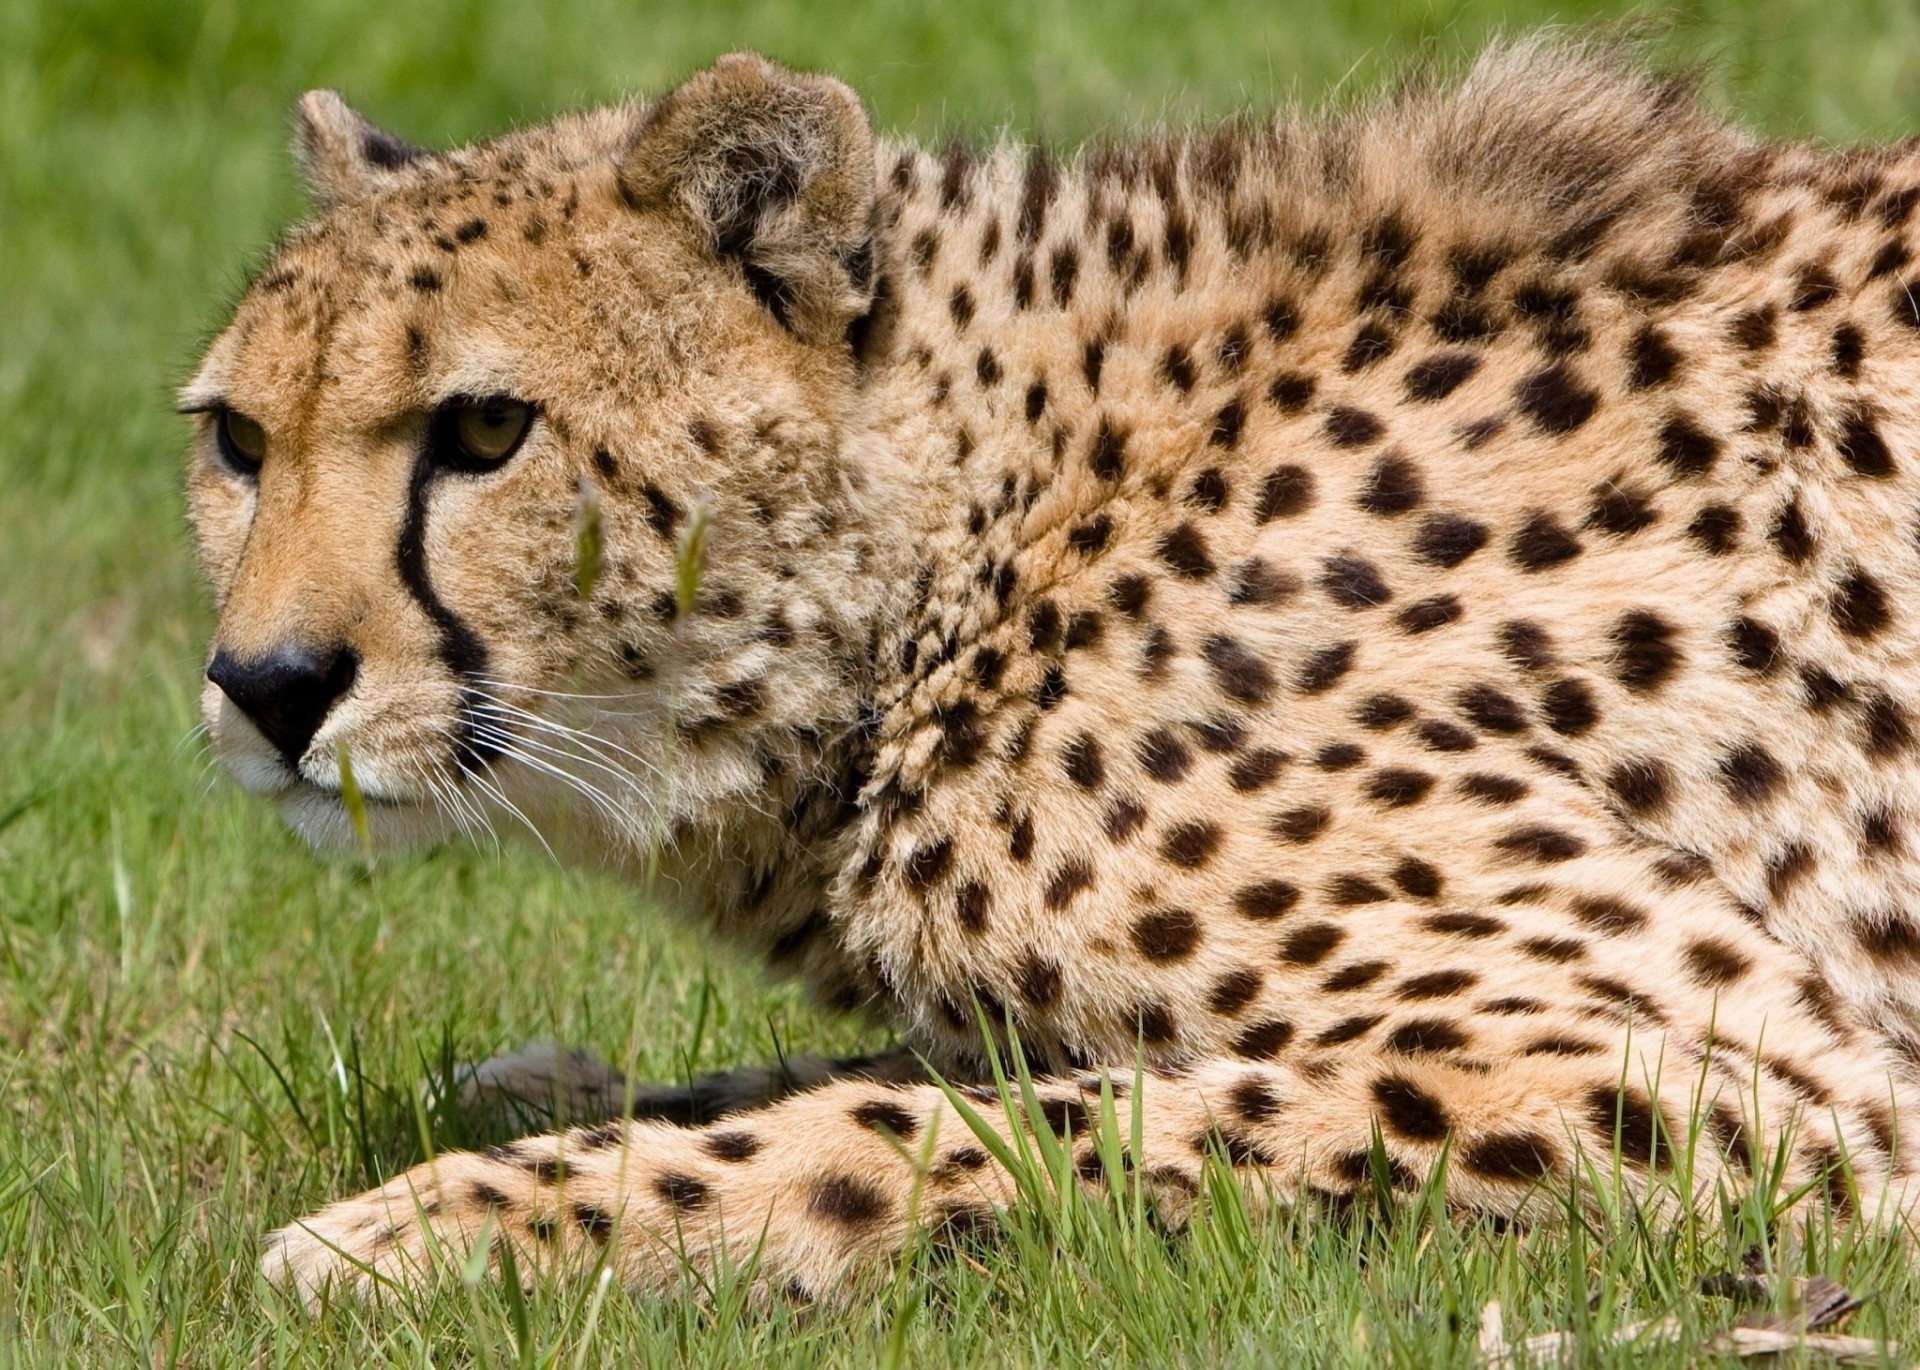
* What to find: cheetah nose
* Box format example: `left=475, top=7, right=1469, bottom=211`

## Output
left=208, top=642, right=359, bottom=770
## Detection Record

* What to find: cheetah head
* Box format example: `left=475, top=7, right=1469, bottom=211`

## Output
left=184, top=55, right=892, bottom=856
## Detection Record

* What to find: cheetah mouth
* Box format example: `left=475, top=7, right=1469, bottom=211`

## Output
left=273, top=773, right=456, bottom=855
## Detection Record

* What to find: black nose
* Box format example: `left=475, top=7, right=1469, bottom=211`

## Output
left=207, top=643, right=359, bottom=768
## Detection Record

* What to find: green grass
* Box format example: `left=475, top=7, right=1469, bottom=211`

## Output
left=7, top=0, right=1920, bottom=1361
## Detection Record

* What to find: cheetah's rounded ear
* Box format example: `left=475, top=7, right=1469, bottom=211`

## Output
left=296, top=90, right=427, bottom=210
left=619, top=53, right=877, bottom=346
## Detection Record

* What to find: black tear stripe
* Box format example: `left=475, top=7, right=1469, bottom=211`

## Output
left=397, top=455, right=498, bottom=770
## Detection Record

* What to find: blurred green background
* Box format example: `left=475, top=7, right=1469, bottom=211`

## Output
left=6, top=0, right=1920, bottom=1362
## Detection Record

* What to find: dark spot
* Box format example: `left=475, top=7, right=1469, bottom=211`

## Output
left=1587, top=483, right=1656, bottom=536
left=1862, top=804, right=1901, bottom=852
left=810, top=1174, right=888, bottom=1226
left=1134, top=1001, right=1178, bottom=1044
left=1325, top=407, right=1384, bottom=448
left=956, top=881, right=991, bottom=934
left=1297, top=642, right=1357, bottom=693
left=1397, top=597, right=1461, bottom=634
left=1227, top=558, right=1300, bottom=607
left=1838, top=411, right=1894, bottom=477
left=1158, top=523, right=1215, bottom=578
left=1405, top=352, right=1482, bottom=402
left=1609, top=610, right=1681, bottom=693
left=1208, top=969, right=1265, bottom=1015
left=1131, top=908, right=1201, bottom=961
left=1161, top=344, right=1195, bottom=392
left=1733, top=306, right=1777, bottom=349
left=1540, top=678, right=1598, bottom=736
left=1161, top=821, right=1222, bottom=869
left=1427, top=912, right=1506, bottom=940
left=1514, top=363, right=1598, bottom=433
left=1367, top=768, right=1435, bottom=807
left=1833, top=567, right=1891, bottom=638
left=1498, top=621, right=1555, bottom=671
left=1391, top=857, right=1443, bottom=898
left=1228, top=747, right=1288, bottom=791
left=653, top=1172, right=709, bottom=1210
left=1342, top=320, right=1398, bottom=372
left=1831, top=324, right=1867, bottom=379
left=1463, top=1132, right=1558, bottom=1182
left=1683, top=937, right=1751, bottom=987
left=1358, top=454, right=1424, bottom=515
left=1209, top=400, right=1245, bottom=451
left=1385, top=1019, right=1469, bottom=1055
left=1316, top=742, right=1364, bottom=771
left=1719, top=742, right=1783, bottom=806
left=1371, top=1075, right=1449, bottom=1141
left=1495, top=825, right=1587, bottom=862
left=1190, top=467, right=1232, bottom=511
left=1626, top=325, right=1681, bottom=390
left=1204, top=635, right=1277, bottom=703
left=1329, top=874, right=1390, bottom=905
left=1585, top=1087, right=1670, bottom=1169
left=1324, top=961, right=1389, bottom=991
left=1087, top=419, right=1128, bottom=480
left=1727, top=617, right=1780, bottom=674
left=1397, top=969, right=1478, bottom=1000
left=1255, top=465, right=1314, bottom=521
left=1687, top=504, right=1740, bottom=555
left=1279, top=922, right=1345, bottom=966
left=1272, top=806, right=1329, bottom=844
left=1138, top=729, right=1194, bottom=783
left=1109, top=574, right=1152, bottom=617
left=905, top=837, right=954, bottom=890
left=1460, top=773, right=1527, bottom=805
left=1016, top=952, right=1062, bottom=1007
left=1771, top=498, right=1815, bottom=563
left=1267, top=372, right=1315, bottom=412
left=1863, top=691, right=1913, bottom=759
left=1605, top=758, right=1672, bottom=815
left=1570, top=896, right=1648, bottom=935
left=1509, top=512, right=1582, bottom=571
left=1233, top=1017, right=1295, bottom=1058
left=1136, top=633, right=1171, bottom=683
left=1045, top=859, right=1095, bottom=907
left=1791, top=264, right=1840, bottom=311
left=1234, top=881, right=1300, bottom=920
left=1654, top=417, right=1719, bottom=478
left=1354, top=693, right=1414, bottom=729
left=1062, top=733, right=1106, bottom=789
left=1413, top=514, right=1487, bottom=568
left=1518, top=937, right=1584, bottom=963
left=1320, top=554, right=1392, bottom=609
left=1460, top=684, right=1527, bottom=734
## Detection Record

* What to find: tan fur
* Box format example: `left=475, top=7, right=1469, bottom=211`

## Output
left=185, top=39, right=1920, bottom=1303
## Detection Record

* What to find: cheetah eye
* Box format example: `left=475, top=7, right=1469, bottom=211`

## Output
left=215, top=407, right=267, bottom=475
left=431, top=395, right=534, bottom=471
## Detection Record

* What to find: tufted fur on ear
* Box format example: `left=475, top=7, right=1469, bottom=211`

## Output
left=296, top=90, right=429, bottom=209
left=619, top=53, right=878, bottom=345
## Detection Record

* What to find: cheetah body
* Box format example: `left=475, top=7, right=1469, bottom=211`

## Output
left=186, top=42, right=1920, bottom=1300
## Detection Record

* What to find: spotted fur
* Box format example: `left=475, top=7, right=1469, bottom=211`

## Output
left=186, top=42, right=1920, bottom=1304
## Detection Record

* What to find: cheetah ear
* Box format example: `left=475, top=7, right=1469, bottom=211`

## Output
left=296, top=90, right=427, bottom=209
left=619, top=53, right=877, bottom=345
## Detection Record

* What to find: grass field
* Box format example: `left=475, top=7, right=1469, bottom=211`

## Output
left=9, top=0, right=1920, bottom=1362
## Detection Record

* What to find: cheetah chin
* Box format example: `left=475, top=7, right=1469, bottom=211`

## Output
left=187, top=37, right=1920, bottom=1304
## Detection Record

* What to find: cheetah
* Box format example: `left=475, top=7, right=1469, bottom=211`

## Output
left=183, top=39, right=1920, bottom=1303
